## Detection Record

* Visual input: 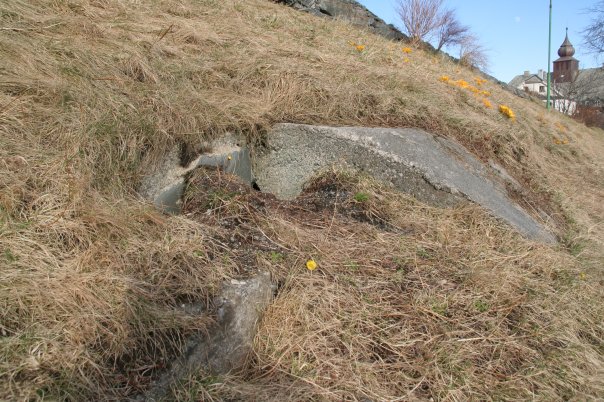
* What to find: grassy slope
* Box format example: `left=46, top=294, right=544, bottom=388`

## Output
left=0, top=0, right=602, bottom=400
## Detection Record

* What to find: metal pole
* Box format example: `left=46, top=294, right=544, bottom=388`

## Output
left=547, top=0, right=552, bottom=111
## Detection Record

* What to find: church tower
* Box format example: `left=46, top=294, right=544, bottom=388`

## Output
left=553, top=28, right=579, bottom=83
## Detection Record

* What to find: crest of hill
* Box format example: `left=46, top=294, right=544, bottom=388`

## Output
left=0, top=0, right=603, bottom=400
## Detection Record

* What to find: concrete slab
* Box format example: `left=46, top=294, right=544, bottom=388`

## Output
left=254, top=124, right=556, bottom=244
left=140, top=136, right=252, bottom=214
left=141, top=272, right=274, bottom=401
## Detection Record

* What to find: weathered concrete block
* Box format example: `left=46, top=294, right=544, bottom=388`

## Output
left=254, top=124, right=556, bottom=244
left=143, top=272, right=274, bottom=401
left=140, top=136, right=252, bottom=214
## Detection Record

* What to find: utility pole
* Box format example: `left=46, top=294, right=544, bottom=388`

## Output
left=547, top=0, right=552, bottom=111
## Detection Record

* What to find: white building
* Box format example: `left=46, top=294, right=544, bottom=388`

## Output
left=508, top=70, right=575, bottom=114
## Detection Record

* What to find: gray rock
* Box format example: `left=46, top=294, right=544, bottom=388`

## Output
left=488, top=159, right=522, bottom=191
left=275, top=0, right=408, bottom=41
left=254, top=124, right=556, bottom=244
left=143, top=272, right=274, bottom=401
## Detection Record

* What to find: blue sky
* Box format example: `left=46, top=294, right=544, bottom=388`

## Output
left=357, top=0, right=601, bottom=82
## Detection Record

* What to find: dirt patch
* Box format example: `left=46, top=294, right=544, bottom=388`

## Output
left=183, top=168, right=412, bottom=240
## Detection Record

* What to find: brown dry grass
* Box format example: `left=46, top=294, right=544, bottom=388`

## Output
left=1, top=0, right=603, bottom=400
left=171, top=170, right=604, bottom=401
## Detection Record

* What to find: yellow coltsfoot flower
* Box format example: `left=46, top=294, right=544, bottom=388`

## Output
left=306, top=259, right=318, bottom=271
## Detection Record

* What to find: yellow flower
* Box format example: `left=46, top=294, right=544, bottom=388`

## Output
left=456, top=80, right=469, bottom=88
left=439, top=75, right=450, bottom=82
left=403, top=57, right=410, bottom=63
left=555, top=122, right=567, bottom=132
left=355, top=44, right=365, bottom=52
left=474, top=77, right=487, bottom=86
left=483, top=99, right=493, bottom=109
left=580, top=272, right=587, bottom=280
left=402, top=47, right=412, bottom=54
left=306, top=259, right=318, bottom=271
left=499, top=105, right=516, bottom=120
left=480, top=90, right=491, bottom=97
left=348, top=41, right=356, bottom=46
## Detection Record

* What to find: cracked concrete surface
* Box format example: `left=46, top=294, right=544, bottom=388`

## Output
left=254, top=124, right=556, bottom=244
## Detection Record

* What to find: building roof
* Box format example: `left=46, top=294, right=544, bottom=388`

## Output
left=508, top=73, right=546, bottom=88
left=555, top=29, right=578, bottom=62
left=509, top=67, right=604, bottom=105
left=525, top=76, right=545, bottom=84
left=575, top=67, right=604, bottom=104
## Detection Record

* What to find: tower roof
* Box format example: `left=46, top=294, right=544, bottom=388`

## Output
left=557, top=28, right=576, bottom=58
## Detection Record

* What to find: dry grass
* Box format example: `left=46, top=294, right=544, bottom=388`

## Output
left=1, top=0, right=603, bottom=400
left=169, top=170, right=604, bottom=401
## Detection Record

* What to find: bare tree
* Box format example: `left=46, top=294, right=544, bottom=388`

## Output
left=458, top=34, right=489, bottom=71
left=582, top=0, right=604, bottom=54
left=551, top=71, right=598, bottom=116
left=396, top=0, right=488, bottom=70
left=435, top=9, right=470, bottom=51
left=396, top=0, right=445, bottom=44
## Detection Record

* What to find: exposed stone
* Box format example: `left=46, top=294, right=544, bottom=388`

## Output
left=140, top=135, right=252, bottom=214
left=254, top=124, right=556, bottom=244
left=143, top=272, right=274, bottom=401
left=488, top=159, right=522, bottom=191
left=275, top=0, right=407, bottom=41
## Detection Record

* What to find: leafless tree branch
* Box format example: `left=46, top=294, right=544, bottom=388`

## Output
left=396, top=0, right=444, bottom=44
left=436, top=9, right=470, bottom=51
left=458, top=33, right=489, bottom=71
left=582, top=0, right=604, bottom=55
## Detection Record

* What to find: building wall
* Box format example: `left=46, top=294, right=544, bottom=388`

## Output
left=520, top=82, right=547, bottom=94
left=553, top=60, right=579, bottom=83
left=552, top=99, right=577, bottom=115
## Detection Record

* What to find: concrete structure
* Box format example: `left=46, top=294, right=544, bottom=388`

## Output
left=142, top=272, right=274, bottom=401
left=140, top=136, right=251, bottom=214
left=254, top=124, right=556, bottom=244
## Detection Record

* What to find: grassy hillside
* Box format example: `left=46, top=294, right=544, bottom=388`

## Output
left=1, top=0, right=602, bottom=400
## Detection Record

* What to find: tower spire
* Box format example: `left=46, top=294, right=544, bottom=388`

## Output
left=553, top=28, right=580, bottom=83
left=558, top=28, right=575, bottom=58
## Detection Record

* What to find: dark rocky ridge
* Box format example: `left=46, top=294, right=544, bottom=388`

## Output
left=275, top=0, right=407, bottom=41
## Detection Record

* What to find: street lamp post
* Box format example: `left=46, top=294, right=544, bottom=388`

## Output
left=547, top=0, right=552, bottom=111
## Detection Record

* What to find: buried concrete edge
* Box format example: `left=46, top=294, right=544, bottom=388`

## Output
left=140, top=137, right=252, bottom=215
left=253, top=123, right=556, bottom=244
left=142, top=272, right=274, bottom=402
left=138, top=125, right=555, bottom=244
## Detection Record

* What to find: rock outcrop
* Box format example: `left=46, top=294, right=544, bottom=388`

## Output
left=254, top=124, right=556, bottom=244
left=275, top=0, right=408, bottom=41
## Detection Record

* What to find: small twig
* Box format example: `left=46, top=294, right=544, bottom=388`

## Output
left=153, top=23, right=174, bottom=46
left=0, top=94, right=23, bottom=116
left=91, top=76, right=122, bottom=81
left=0, top=22, right=63, bottom=32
